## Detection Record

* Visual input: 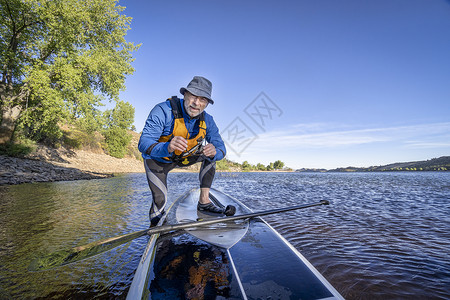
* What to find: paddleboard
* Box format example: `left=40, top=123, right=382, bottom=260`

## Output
left=127, top=188, right=343, bottom=299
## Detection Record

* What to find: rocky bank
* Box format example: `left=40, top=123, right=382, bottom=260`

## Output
left=0, top=145, right=145, bottom=186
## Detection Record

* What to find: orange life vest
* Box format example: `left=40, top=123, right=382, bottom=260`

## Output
left=158, top=96, right=206, bottom=164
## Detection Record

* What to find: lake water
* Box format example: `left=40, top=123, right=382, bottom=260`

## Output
left=0, top=172, right=449, bottom=299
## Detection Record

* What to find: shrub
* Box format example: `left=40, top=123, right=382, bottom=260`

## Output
left=103, top=127, right=132, bottom=158
left=0, top=138, right=36, bottom=157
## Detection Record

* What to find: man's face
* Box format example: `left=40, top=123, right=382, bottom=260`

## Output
left=184, top=92, right=209, bottom=118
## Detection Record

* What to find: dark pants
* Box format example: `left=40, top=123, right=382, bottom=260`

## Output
left=144, top=156, right=216, bottom=224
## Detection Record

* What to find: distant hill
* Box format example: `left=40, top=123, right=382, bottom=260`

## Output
left=295, top=168, right=327, bottom=173
left=327, top=156, right=450, bottom=172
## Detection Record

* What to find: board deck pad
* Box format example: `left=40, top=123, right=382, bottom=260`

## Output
left=175, top=188, right=250, bottom=249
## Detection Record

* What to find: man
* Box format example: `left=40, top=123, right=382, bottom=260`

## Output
left=138, top=76, right=234, bottom=227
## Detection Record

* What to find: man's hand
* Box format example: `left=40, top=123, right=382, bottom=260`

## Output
left=202, top=143, right=216, bottom=158
left=168, top=136, right=188, bottom=153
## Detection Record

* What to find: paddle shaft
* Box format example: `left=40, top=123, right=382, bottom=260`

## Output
left=146, top=200, right=329, bottom=235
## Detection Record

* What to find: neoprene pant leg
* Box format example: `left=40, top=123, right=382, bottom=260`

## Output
left=144, top=156, right=217, bottom=224
left=144, top=159, right=176, bottom=223
left=199, top=159, right=216, bottom=188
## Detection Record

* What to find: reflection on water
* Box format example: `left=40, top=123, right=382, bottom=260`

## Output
left=0, top=172, right=449, bottom=299
left=0, top=175, right=148, bottom=299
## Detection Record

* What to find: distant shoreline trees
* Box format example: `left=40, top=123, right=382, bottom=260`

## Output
left=216, top=159, right=291, bottom=172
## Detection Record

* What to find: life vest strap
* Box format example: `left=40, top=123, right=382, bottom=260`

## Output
left=168, top=96, right=183, bottom=119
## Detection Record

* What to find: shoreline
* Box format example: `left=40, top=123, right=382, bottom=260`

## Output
left=0, top=144, right=295, bottom=186
left=4, top=145, right=444, bottom=186
left=0, top=145, right=145, bottom=186
left=0, top=155, right=113, bottom=185
left=0, top=145, right=293, bottom=186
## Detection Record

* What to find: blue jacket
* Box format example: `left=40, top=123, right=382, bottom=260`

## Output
left=138, top=98, right=226, bottom=163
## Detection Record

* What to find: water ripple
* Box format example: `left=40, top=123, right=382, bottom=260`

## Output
left=0, top=172, right=449, bottom=299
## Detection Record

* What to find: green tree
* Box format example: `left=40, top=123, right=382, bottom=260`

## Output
left=104, top=100, right=134, bottom=130
left=216, top=159, right=230, bottom=171
left=0, top=0, right=139, bottom=144
left=103, top=126, right=131, bottom=158
left=75, top=107, right=105, bottom=134
left=103, top=100, right=134, bottom=158
left=267, top=162, right=274, bottom=171
left=256, top=163, right=266, bottom=171
left=273, top=160, right=285, bottom=170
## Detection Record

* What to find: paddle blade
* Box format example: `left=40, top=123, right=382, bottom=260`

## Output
left=29, top=248, right=95, bottom=272
left=29, top=229, right=148, bottom=271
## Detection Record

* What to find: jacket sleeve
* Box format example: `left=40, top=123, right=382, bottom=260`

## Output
left=205, top=115, right=226, bottom=161
left=138, top=104, right=171, bottom=159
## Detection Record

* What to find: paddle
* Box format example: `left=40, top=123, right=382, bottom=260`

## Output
left=29, top=200, right=329, bottom=271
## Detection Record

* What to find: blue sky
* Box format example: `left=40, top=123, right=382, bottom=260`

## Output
left=118, top=0, right=450, bottom=169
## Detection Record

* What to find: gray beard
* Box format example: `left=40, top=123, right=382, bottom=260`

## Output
left=184, top=100, right=203, bottom=118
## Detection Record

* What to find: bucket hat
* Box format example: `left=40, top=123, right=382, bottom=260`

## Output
left=180, top=76, right=214, bottom=104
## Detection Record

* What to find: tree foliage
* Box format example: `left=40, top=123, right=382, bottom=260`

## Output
left=242, top=160, right=251, bottom=170
left=205, top=158, right=290, bottom=172
left=215, top=159, right=288, bottom=172
left=104, top=100, right=134, bottom=130
left=0, top=0, right=139, bottom=144
left=103, top=126, right=131, bottom=158
left=103, top=100, right=134, bottom=158
left=256, top=163, right=266, bottom=171
left=273, top=160, right=285, bottom=170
